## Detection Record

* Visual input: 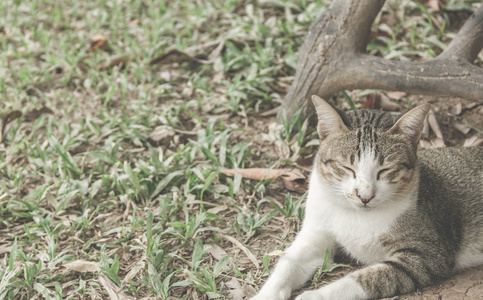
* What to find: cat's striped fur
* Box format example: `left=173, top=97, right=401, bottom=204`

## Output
left=252, top=96, right=483, bottom=300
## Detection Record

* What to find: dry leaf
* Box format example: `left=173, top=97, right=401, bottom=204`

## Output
left=219, top=233, right=259, bottom=268
left=226, top=277, right=246, bottom=300
left=259, top=106, right=280, bottom=117
left=453, top=123, right=471, bottom=135
left=220, top=167, right=307, bottom=192
left=221, top=168, right=287, bottom=180
left=207, top=40, right=225, bottom=61
left=449, top=102, right=463, bottom=115
left=149, top=49, right=204, bottom=65
left=281, top=168, right=308, bottom=193
left=360, top=94, right=381, bottom=109
left=428, top=0, right=441, bottom=11
left=421, top=116, right=430, bottom=139
left=267, top=249, right=286, bottom=257
left=463, top=136, right=483, bottom=147
left=62, top=260, right=98, bottom=272
left=206, top=244, right=232, bottom=272
left=427, top=109, right=444, bottom=140
left=99, top=275, right=134, bottom=300
left=148, top=125, right=176, bottom=142
left=380, top=95, right=400, bottom=111
left=90, top=34, right=112, bottom=52
left=0, top=244, right=12, bottom=255
left=120, top=258, right=145, bottom=289
left=0, top=110, right=21, bottom=142
left=207, top=244, right=228, bottom=260
left=386, top=91, right=407, bottom=99
left=150, top=41, right=226, bottom=66
left=24, top=106, right=54, bottom=121
left=100, top=57, right=132, bottom=70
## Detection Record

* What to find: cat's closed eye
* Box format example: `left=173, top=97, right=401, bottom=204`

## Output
left=343, top=166, right=356, bottom=178
left=377, top=168, right=390, bottom=180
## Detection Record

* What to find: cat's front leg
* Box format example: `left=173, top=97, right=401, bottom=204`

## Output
left=295, top=276, right=367, bottom=300
left=251, top=229, right=336, bottom=300
left=295, top=252, right=452, bottom=300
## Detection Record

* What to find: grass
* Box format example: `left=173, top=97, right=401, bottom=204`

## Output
left=0, top=0, right=478, bottom=299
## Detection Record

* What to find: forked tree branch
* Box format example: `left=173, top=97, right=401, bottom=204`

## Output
left=280, top=0, right=483, bottom=120
left=437, top=4, right=483, bottom=62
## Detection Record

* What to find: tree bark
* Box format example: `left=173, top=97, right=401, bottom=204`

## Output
left=280, top=0, right=483, bottom=120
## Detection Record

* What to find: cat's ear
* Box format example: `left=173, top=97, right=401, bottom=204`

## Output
left=387, top=104, right=431, bottom=145
left=312, top=95, right=349, bottom=140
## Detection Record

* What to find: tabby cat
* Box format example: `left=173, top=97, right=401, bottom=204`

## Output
left=251, top=96, right=483, bottom=300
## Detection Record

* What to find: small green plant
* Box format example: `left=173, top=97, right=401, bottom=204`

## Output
left=312, top=249, right=352, bottom=286
left=271, top=192, right=306, bottom=220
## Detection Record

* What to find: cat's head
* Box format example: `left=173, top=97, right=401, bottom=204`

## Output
left=312, top=95, right=430, bottom=211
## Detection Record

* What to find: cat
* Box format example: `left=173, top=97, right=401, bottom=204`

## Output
left=251, top=95, right=483, bottom=300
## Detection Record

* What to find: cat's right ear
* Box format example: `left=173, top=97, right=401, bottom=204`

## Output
left=312, top=95, right=349, bottom=140
left=387, top=103, right=431, bottom=146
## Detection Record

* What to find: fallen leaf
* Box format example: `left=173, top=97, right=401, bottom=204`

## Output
left=360, top=94, right=381, bottom=109
left=207, top=40, right=225, bottom=61
left=221, top=168, right=287, bottom=180
left=149, top=49, right=205, bottom=65
left=281, top=169, right=308, bottom=193
left=380, top=94, right=400, bottom=111
left=463, top=136, right=483, bottom=147
left=62, top=260, right=98, bottom=272
left=99, top=275, right=134, bottom=300
left=449, top=103, right=463, bottom=115
left=0, top=244, right=12, bottom=255
left=226, top=277, right=245, bottom=300
left=266, top=249, right=286, bottom=257
left=24, top=106, right=54, bottom=121
left=219, top=233, right=259, bottom=268
left=386, top=91, right=407, bottom=99
left=90, top=34, right=112, bottom=52
left=427, top=109, right=444, bottom=140
left=259, top=106, right=280, bottom=117
left=100, top=57, right=132, bottom=70
left=449, top=102, right=480, bottom=116
left=428, top=0, right=441, bottom=11
left=207, top=244, right=228, bottom=260
left=148, top=125, right=176, bottom=142
left=120, top=258, right=145, bottom=289
left=220, top=168, right=307, bottom=192
left=206, top=244, right=233, bottom=272
left=453, top=123, right=471, bottom=135
left=421, top=116, right=430, bottom=139
left=150, top=41, right=226, bottom=66
left=0, top=110, right=21, bottom=142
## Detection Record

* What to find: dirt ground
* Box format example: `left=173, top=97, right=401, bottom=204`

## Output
left=388, top=266, right=483, bottom=300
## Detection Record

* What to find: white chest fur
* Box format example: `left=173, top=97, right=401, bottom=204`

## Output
left=305, top=169, right=414, bottom=265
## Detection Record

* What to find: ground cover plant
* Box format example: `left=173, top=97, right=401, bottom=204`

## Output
left=0, top=0, right=482, bottom=299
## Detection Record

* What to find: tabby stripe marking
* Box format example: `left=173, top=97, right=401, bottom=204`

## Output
left=384, top=260, right=421, bottom=289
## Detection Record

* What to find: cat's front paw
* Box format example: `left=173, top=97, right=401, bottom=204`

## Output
left=250, top=287, right=291, bottom=300
left=294, top=290, right=324, bottom=300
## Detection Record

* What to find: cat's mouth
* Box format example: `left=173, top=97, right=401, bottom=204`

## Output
left=353, top=202, right=375, bottom=210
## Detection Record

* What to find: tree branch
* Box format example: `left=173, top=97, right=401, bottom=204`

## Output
left=346, top=54, right=483, bottom=99
left=279, top=0, right=483, bottom=121
left=437, top=4, right=483, bottom=62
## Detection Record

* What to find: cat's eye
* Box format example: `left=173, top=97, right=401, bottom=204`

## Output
left=377, top=168, right=390, bottom=180
left=343, top=166, right=356, bottom=178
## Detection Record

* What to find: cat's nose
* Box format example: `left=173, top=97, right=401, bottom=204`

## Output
left=356, top=191, right=375, bottom=204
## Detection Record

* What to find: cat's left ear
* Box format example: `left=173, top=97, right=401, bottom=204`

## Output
left=387, top=104, right=431, bottom=146
left=312, top=95, right=349, bottom=140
